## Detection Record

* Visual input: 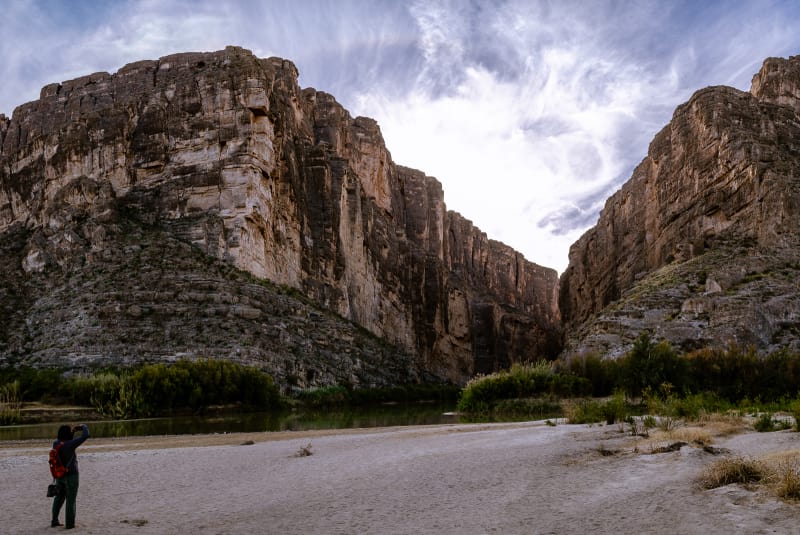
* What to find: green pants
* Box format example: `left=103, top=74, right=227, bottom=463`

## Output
left=52, top=472, right=79, bottom=528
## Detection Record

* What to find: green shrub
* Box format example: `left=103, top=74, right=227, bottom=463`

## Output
left=618, top=333, right=687, bottom=398
left=457, top=360, right=592, bottom=413
left=686, top=346, right=761, bottom=401
left=564, top=353, right=615, bottom=396
left=563, top=399, right=606, bottom=424
left=667, top=392, right=728, bottom=420
left=562, top=391, right=636, bottom=425
left=297, top=386, right=350, bottom=407
left=754, top=413, right=776, bottom=432
left=0, top=380, right=21, bottom=425
left=66, top=359, right=282, bottom=418
left=602, top=390, right=629, bottom=424
left=64, top=374, right=96, bottom=407
left=0, top=367, right=65, bottom=403
left=790, top=398, right=800, bottom=432
left=76, top=373, right=125, bottom=417
left=549, top=374, right=593, bottom=397
left=493, top=396, right=562, bottom=418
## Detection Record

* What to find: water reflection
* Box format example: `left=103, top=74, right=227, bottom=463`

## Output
left=0, top=402, right=461, bottom=441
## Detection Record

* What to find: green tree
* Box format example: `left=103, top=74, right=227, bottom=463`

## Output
left=620, top=333, right=687, bottom=398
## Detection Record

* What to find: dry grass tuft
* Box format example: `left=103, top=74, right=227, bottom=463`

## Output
left=667, top=426, right=713, bottom=446
left=699, top=450, right=800, bottom=501
left=695, top=412, right=748, bottom=437
left=774, top=466, right=800, bottom=500
left=638, top=412, right=747, bottom=453
left=638, top=426, right=713, bottom=453
left=761, top=450, right=800, bottom=500
left=699, top=457, right=765, bottom=489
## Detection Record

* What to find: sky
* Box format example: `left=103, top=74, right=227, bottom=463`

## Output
left=2, top=0, right=800, bottom=273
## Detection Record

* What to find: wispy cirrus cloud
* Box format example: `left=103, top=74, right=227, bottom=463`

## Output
left=352, top=0, right=800, bottom=271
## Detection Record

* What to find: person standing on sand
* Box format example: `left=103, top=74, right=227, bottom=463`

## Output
left=51, top=424, right=89, bottom=529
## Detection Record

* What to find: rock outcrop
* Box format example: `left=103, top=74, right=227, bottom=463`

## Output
left=0, top=47, right=560, bottom=386
left=560, top=55, right=800, bottom=358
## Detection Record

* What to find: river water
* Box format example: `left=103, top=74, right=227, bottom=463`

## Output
left=0, top=402, right=463, bottom=441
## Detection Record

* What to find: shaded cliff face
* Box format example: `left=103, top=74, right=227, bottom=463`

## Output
left=0, top=46, right=560, bottom=385
left=560, top=55, right=800, bottom=358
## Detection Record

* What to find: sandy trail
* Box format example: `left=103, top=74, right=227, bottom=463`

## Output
left=2, top=421, right=798, bottom=534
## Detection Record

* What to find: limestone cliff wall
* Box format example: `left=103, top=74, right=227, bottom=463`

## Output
left=560, top=55, right=800, bottom=357
left=0, top=46, right=559, bottom=382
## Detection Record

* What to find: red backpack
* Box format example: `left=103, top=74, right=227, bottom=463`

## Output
left=48, top=442, right=69, bottom=479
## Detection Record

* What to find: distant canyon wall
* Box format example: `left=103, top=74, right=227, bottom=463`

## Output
left=560, top=55, right=800, bottom=358
left=0, top=46, right=559, bottom=382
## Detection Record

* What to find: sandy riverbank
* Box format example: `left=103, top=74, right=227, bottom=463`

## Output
left=2, top=420, right=798, bottom=534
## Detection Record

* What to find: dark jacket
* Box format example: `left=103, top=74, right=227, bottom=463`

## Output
left=53, top=425, right=90, bottom=476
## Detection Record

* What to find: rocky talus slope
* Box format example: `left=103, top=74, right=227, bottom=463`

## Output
left=0, top=47, right=560, bottom=387
left=560, top=55, right=800, bottom=359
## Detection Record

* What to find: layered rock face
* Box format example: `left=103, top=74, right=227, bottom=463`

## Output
left=560, top=55, right=800, bottom=358
left=0, top=47, right=559, bottom=385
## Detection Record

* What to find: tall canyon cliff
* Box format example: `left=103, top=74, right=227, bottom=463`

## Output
left=560, top=55, right=800, bottom=359
left=4, top=46, right=798, bottom=383
left=0, top=47, right=560, bottom=388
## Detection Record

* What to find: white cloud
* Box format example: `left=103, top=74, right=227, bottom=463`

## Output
left=353, top=3, right=680, bottom=272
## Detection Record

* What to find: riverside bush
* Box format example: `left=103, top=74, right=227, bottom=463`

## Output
left=562, top=399, right=605, bottom=424
left=492, top=396, right=562, bottom=417
left=555, top=336, right=800, bottom=410
left=0, top=380, right=21, bottom=425
left=790, top=398, right=800, bottom=432
left=563, top=353, right=617, bottom=397
left=457, top=361, right=591, bottom=412
left=754, top=413, right=777, bottom=432
left=0, top=367, right=65, bottom=403
left=0, top=360, right=280, bottom=418
left=297, top=386, right=350, bottom=406
left=618, top=333, right=687, bottom=398
left=561, top=392, right=636, bottom=425
left=602, top=390, right=629, bottom=424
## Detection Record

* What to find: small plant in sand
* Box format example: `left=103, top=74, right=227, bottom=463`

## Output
left=642, top=415, right=657, bottom=429
left=121, top=519, right=149, bottom=527
left=596, top=443, right=618, bottom=456
left=625, top=416, right=647, bottom=437
left=657, top=415, right=678, bottom=432
left=295, top=442, right=313, bottom=457
left=603, top=390, right=629, bottom=425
